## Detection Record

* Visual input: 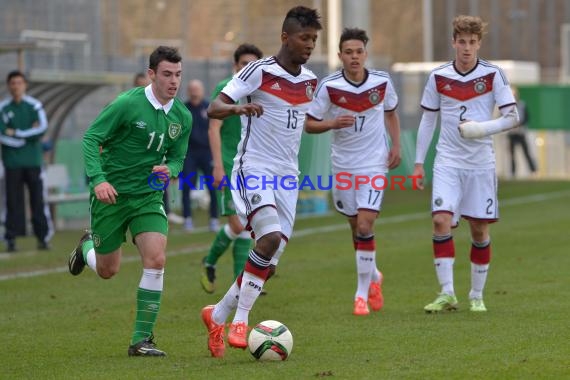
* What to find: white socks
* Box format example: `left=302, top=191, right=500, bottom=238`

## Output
left=355, top=250, right=375, bottom=300
left=213, top=282, right=240, bottom=325
left=233, top=271, right=266, bottom=325
left=470, top=263, right=490, bottom=300
left=434, top=258, right=455, bottom=296
left=85, top=248, right=97, bottom=273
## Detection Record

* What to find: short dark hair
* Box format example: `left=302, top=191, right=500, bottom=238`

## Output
left=6, top=70, right=26, bottom=84
left=233, top=43, right=263, bottom=64
left=148, top=46, right=182, bottom=72
left=339, top=28, right=369, bottom=51
left=282, top=6, right=322, bottom=33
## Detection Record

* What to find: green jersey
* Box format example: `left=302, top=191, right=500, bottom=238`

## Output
left=212, top=77, right=242, bottom=170
left=0, top=95, right=48, bottom=168
left=83, top=86, right=192, bottom=195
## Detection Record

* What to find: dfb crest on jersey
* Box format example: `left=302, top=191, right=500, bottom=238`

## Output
left=474, top=80, right=487, bottom=94
left=306, top=83, right=314, bottom=100
left=168, top=123, right=182, bottom=139
left=251, top=194, right=262, bottom=205
left=369, top=91, right=381, bottom=105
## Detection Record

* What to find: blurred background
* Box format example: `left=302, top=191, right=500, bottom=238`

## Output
left=1, top=0, right=569, bottom=228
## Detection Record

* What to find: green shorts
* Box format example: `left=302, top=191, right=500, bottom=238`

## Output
left=90, top=191, right=168, bottom=254
left=216, top=164, right=237, bottom=217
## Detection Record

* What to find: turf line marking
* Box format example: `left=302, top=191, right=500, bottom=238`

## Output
left=1, top=189, right=569, bottom=281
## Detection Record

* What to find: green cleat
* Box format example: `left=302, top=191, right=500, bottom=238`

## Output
left=424, top=293, right=458, bottom=313
left=469, top=298, right=487, bottom=312
left=200, top=257, right=216, bottom=294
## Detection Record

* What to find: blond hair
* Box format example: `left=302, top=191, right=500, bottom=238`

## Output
left=452, top=15, right=487, bottom=40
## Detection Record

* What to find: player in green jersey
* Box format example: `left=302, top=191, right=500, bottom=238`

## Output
left=200, top=43, right=263, bottom=293
left=67, top=46, right=192, bottom=357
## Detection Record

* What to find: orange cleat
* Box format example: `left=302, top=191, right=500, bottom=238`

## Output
left=368, top=275, right=384, bottom=311
left=201, top=305, right=225, bottom=358
left=228, top=322, right=248, bottom=349
left=353, top=296, right=370, bottom=316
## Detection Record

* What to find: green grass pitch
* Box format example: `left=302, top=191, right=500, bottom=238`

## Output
left=1, top=180, right=569, bottom=379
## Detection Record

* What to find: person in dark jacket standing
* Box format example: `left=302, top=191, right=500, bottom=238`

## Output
left=508, top=86, right=536, bottom=178
left=0, top=70, right=52, bottom=252
left=182, top=79, right=218, bottom=232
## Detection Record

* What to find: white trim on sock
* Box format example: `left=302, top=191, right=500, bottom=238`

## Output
left=86, top=248, right=97, bottom=273
left=224, top=224, right=239, bottom=240
left=238, top=230, right=252, bottom=239
left=139, top=268, right=164, bottom=291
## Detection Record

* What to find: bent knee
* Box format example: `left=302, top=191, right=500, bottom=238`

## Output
left=97, top=267, right=119, bottom=279
left=255, top=232, right=281, bottom=256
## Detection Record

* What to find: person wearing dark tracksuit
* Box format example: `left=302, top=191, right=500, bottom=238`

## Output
left=0, top=70, right=52, bottom=252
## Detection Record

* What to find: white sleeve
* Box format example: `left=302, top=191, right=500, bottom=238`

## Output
left=420, top=72, right=440, bottom=111
left=415, top=110, right=438, bottom=164
left=221, top=61, right=263, bottom=103
left=384, top=74, right=398, bottom=111
left=0, top=135, right=26, bottom=148
left=306, top=81, right=331, bottom=121
left=493, top=67, right=516, bottom=108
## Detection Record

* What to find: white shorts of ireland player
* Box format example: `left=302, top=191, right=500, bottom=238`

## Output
left=332, top=170, right=387, bottom=217
left=432, top=166, right=498, bottom=227
left=230, top=169, right=298, bottom=240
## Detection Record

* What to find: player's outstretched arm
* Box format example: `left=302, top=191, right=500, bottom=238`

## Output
left=207, top=93, right=263, bottom=120
left=459, top=105, right=519, bottom=139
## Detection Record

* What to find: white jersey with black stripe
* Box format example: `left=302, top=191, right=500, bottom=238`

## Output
left=307, top=69, right=398, bottom=172
left=421, top=59, right=516, bottom=169
left=221, top=56, right=318, bottom=176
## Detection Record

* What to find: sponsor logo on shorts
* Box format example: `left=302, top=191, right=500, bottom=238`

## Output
left=251, top=194, right=262, bottom=205
left=92, top=233, right=101, bottom=248
left=434, top=197, right=443, bottom=207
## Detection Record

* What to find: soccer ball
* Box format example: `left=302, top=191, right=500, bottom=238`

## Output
left=248, top=320, right=293, bottom=361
